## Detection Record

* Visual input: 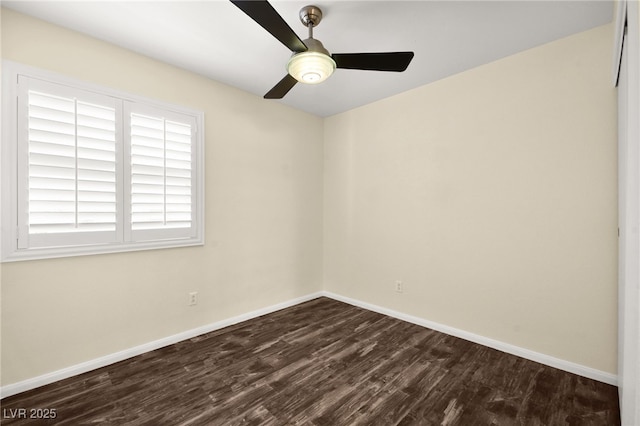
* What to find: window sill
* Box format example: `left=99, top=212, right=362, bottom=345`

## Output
left=1, top=236, right=204, bottom=263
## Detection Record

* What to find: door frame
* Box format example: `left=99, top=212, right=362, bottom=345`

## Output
left=614, top=1, right=640, bottom=424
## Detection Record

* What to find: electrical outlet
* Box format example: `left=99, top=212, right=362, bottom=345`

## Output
left=395, top=280, right=403, bottom=293
left=188, top=291, right=198, bottom=306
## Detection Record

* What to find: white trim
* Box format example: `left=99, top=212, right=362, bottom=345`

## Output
left=618, top=0, right=640, bottom=423
left=613, top=0, right=627, bottom=86
left=322, top=292, right=618, bottom=386
left=1, top=290, right=617, bottom=400
left=0, top=292, right=323, bottom=399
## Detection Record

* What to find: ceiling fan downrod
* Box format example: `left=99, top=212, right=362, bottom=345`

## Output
left=299, top=4, right=323, bottom=39
left=296, top=5, right=332, bottom=58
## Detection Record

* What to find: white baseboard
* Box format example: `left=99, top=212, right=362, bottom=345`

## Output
left=0, top=292, right=324, bottom=399
left=2, top=289, right=617, bottom=399
left=321, top=291, right=618, bottom=386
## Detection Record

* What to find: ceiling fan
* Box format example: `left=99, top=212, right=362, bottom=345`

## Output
left=230, top=1, right=415, bottom=99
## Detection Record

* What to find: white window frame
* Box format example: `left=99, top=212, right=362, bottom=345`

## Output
left=1, top=61, right=205, bottom=262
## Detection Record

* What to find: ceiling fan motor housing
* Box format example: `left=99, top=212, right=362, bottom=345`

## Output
left=287, top=38, right=336, bottom=84
left=301, top=37, right=330, bottom=56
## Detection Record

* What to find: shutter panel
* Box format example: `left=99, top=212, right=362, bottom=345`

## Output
left=76, top=101, right=117, bottom=231
left=27, top=91, right=77, bottom=233
left=129, top=108, right=194, bottom=238
left=165, top=120, right=192, bottom=229
left=27, top=90, right=117, bottom=235
left=130, top=113, right=166, bottom=230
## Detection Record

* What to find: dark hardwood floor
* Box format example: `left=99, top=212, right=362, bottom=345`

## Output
left=1, top=297, right=619, bottom=425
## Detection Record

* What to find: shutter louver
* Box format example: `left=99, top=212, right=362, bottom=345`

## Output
left=27, top=90, right=117, bottom=234
left=130, top=113, right=192, bottom=231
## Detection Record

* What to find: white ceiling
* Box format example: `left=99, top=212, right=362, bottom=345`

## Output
left=3, top=1, right=613, bottom=117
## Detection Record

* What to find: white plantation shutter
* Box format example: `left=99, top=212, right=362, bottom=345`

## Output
left=18, top=78, right=121, bottom=248
left=3, top=63, right=203, bottom=261
left=126, top=104, right=196, bottom=241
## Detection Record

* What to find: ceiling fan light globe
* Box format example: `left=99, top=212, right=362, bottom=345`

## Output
left=287, top=51, right=336, bottom=85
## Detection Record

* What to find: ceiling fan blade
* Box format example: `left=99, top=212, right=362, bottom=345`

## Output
left=230, top=0, right=307, bottom=53
left=332, top=52, right=415, bottom=72
left=264, top=74, right=298, bottom=99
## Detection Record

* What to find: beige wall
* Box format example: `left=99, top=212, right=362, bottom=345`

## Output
left=1, top=9, right=324, bottom=386
left=324, top=23, right=618, bottom=373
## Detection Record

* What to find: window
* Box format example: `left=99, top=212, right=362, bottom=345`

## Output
left=2, top=61, right=204, bottom=261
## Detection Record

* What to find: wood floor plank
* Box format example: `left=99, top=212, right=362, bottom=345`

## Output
left=1, top=297, right=620, bottom=425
